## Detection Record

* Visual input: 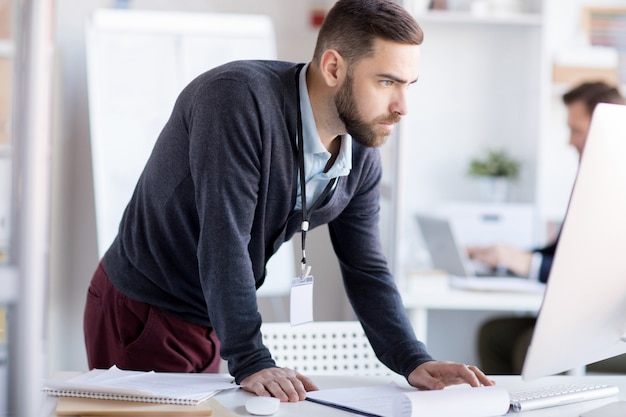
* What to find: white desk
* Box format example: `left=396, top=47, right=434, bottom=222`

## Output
left=401, top=273, right=544, bottom=343
left=40, top=374, right=626, bottom=416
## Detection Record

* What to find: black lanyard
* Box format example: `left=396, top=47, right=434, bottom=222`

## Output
left=295, top=65, right=338, bottom=276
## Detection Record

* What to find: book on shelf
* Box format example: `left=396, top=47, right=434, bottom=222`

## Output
left=43, top=365, right=238, bottom=406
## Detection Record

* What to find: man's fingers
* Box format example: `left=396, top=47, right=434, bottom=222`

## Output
left=240, top=380, right=272, bottom=397
left=266, top=380, right=292, bottom=402
left=467, top=364, right=496, bottom=386
left=414, top=375, right=446, bottom=390
left=240, top=368, right=317, bottom=402
left=409, top=361, right=496, bottom=390
left=298, top=373, right=319, bottom=392
left=459, top=364, right=481, bottom=387
left=274, top=376, right=304, bottom=402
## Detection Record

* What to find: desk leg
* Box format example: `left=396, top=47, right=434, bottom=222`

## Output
left=409, top=307, right=428, bottom=345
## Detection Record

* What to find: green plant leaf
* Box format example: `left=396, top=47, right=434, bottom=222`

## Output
left=468, top=149, right=520, bottom=179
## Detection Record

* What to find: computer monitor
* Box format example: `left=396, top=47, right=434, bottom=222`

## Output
left=522, top=103, right=626, bottom=380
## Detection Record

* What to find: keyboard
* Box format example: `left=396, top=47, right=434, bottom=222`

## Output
left=509, top=383, right=619, bottom=412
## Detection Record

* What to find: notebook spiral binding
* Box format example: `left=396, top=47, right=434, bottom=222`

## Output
left=42, top=388, right=201, bottom=406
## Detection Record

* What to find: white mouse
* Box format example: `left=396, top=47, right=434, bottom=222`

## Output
left=244, top=396, right=281, bottom=416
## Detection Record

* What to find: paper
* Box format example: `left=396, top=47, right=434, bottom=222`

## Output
left=55, top=396, right=214, bottom=415
left=43, top=366, right=237, bottom=405
left=393, top=385, right=510, bottom=417
left=307, top=383, right=413, bottom=416
left=307, top=383, right=511, bottom=417
left=55, top=397, right=239, bottom=417
left=290, top=275, right=314, bottom=325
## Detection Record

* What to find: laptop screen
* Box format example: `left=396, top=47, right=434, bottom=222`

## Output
left=416, top=214, right=474, bottom=277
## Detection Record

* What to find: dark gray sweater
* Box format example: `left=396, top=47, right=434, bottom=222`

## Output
left=103, top=60, right=432, bottom=383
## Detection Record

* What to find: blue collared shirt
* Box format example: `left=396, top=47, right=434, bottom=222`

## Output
left=295, top=63, right=352, bottom=210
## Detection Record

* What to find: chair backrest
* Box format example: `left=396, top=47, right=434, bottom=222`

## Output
left=260, top=321, right=392, bottom=376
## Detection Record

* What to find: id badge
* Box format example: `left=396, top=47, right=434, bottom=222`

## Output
left=290, top=275, right=314, bottom=326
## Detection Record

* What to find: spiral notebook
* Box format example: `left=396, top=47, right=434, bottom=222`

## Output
left=43, top=366, right=237, bottom=406
left=55, top=396, right=215, bottom=416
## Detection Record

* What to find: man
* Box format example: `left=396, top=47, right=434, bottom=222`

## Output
left=84, top=0, right=493, bottom=401
left=470, top=81, right=625, bottom=374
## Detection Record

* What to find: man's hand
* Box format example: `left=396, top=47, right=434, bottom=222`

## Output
left=467, top=244, right=533, bottom=277
left=240, top=367, right=318, bottom=402
left=408, top=361, right=496, bottom=390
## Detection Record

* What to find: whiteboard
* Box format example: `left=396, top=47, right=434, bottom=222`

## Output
left=86, top=9, right=277, bottom=257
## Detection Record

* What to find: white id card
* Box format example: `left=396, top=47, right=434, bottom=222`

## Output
left=290, top=275, right=314, bottom=326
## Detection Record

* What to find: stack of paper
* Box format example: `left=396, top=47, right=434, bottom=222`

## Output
left=307, top=383, right=510, bottom=417
left=43, top=366, right=237, bottom=406
left=55, top=397, right=215, bottom=416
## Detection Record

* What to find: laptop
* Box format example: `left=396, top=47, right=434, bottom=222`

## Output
left=415, top=214, right=546, bottom=293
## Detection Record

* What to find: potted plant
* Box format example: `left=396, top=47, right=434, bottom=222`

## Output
left=468, top=149, right=520, bottom=202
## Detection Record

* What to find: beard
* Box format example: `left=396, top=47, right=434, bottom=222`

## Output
left=334, top=73, right=401, bottom=148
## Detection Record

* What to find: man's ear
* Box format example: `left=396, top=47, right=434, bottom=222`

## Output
left=319, top=49, right=346, bottom=88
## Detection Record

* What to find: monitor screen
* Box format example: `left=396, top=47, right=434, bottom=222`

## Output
left=522, top=103, right=626, bottom=379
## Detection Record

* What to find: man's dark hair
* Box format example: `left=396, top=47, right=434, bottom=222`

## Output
left=563, top=81, right=625, bottom=115
left=312, top=0, right=423, bottom=66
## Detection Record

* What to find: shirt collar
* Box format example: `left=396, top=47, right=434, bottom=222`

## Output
left=298, top=63, right=352, bottom=177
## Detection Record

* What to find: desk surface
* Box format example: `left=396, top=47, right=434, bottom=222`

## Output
left=40, top=374, right=626, bottom=417
left=400, top=273, right=544, bottom=345
left=401, top=273, right=544, bottom=312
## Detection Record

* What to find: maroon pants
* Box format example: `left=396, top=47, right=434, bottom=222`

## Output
left=84, top=262, right=221, bottom=373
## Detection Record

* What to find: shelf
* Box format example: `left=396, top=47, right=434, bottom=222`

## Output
left=416, top=10, right=542, bottom=26
left=0, top=266, right=17, bottom=304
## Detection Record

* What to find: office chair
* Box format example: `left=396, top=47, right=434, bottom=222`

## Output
left=260, top=321, right=392, bottom=376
